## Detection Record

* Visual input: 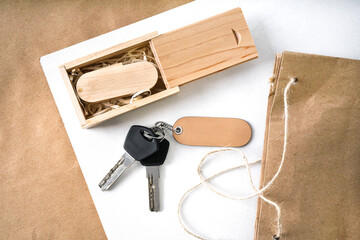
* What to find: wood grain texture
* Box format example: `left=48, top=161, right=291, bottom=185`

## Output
left=83, top=87, right=180, bottom=128
left=173, top=117, right=251, bottom=147
left=76, top=62, right=158, bottom=102
left=151, top=8, right=258, bottom=87
left=64, top=32, right=158, bottom=69
left=149, top=39, right=169, bottom=88
left=59, top=66, right=87, bottom=125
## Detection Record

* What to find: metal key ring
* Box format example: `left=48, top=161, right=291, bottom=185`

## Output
left=152, top=126, right=166, bottom=142
left=155, top=121, right=182, bottom=135
left=142, top=128, right=165, bottom=141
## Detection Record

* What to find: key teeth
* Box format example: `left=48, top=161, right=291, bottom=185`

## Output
left=146, top=166, right=160, bottom=212
left=99, top=178, right=112, bottom=191
left=99, top=176, right=110, bottom=191
left=99, top=181, right=106, bottom=191
left=148, top=180, right=160, bottom=212
left=98, top=153, right=135, bottom=191
left=99, top=180, right=111, bottom=191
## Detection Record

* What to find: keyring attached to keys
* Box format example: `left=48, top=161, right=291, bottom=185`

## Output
left=98, top=116, right=252, bottom=212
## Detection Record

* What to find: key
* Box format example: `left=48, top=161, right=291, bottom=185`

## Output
left=140, top=138, right=169, bottom=212
left=99, top=125, right=159, bottom=191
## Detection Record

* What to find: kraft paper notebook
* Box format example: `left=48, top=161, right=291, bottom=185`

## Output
left=254, top=52, right=360, bottom=239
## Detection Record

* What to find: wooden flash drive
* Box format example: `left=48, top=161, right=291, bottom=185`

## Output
left=76, top=62, right=158, bottom=102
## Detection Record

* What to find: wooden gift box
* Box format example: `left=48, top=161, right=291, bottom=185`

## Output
left=59, top=8, right=258, bottom=128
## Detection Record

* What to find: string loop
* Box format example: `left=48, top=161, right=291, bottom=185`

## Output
left=178, top=77, right=298, bottom=240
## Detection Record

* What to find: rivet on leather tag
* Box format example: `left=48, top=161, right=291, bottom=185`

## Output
left=172, top=117, right=251, bottom=147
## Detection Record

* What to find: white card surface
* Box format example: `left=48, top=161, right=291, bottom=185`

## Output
left=40, top=0, right=360, bottom=239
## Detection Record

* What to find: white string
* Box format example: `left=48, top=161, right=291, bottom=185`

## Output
left=178, top=77, right=297, bottom=240
left=130, top=89, right=151, bottom=103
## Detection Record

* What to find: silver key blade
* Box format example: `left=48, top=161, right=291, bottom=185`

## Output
left=99, top=153, right=135, bottom=191
left=146, top=166, right=160, bottom=212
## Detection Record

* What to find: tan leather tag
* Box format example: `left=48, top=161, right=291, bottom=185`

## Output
left=172, top=117, right=251, bottom=147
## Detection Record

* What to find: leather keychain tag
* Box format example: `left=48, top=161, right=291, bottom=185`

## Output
left=171, top=117, right=251, bottom=147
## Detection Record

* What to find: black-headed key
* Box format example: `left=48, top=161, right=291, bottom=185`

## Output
left=140, top=138, right=169, bottom=212
left=99, top=125, right=159, bottom=191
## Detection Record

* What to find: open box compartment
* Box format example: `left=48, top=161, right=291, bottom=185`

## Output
left=59, top=32, right=180, bottom=128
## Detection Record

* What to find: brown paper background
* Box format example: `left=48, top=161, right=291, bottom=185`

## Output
left=0, top=1, right=191, bottom=239
left=254, top=52, right=360, bottom=239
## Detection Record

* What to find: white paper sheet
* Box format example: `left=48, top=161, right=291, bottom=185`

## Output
left=40, top=0, right=360, bottom=239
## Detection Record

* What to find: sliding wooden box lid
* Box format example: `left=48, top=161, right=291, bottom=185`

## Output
left=151, top=8, right=258, bottom=88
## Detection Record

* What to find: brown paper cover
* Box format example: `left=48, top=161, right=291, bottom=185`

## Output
left=254, top=52, right=360, bottom=239
left=0, top=1, right=191, bottom=239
